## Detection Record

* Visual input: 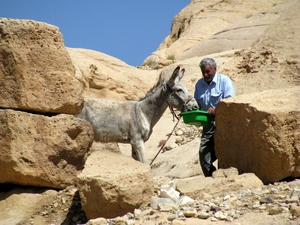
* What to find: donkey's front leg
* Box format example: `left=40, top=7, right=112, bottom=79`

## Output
left=131, top=140, right=146, bottom=163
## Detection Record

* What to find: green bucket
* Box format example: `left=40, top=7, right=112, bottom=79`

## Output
left=180, top=110, right=214, bottom=127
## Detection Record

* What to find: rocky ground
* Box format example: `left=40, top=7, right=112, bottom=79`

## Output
left=15, top=112, right=300, bottom=225
left=12, top=115, right=300, bottom=225
left=17, top=186, right=85, bottom=225
left=16, top=178, right=300, bottom=225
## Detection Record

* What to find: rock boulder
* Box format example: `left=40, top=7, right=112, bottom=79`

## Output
left=0, top=18, right=83, bottom=114
left=215, top=87, right=300, bottom=184
left=0, top=109, right=94, bottom=189
left=77, top=150, right=154, bottom=219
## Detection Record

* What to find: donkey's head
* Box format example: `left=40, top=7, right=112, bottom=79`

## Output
left=165, top=66, right=199, bottom=111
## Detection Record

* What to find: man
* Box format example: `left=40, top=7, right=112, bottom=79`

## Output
left=194, top=58, right=235, bottom=177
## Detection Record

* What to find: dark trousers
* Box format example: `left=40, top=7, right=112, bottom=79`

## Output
left=199, top=124, right=216, bottom=177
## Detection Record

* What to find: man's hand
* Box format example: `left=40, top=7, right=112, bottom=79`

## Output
left=207, top=107, right=215, bottom=115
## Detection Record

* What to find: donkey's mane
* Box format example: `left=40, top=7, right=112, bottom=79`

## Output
left=139, top=72, right=166, bottom=101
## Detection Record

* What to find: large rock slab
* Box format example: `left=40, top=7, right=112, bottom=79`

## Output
left=178, top=7, right=281, bottom=61
left=144, top=0, right=285, bottom=64
left=0, top=109, right=94, bottom=189
left=0, top=187, right=57, bottom=225
left=77, top=150, right=154, bottom=219
left=175, top=168, right=263, bottom=200
left=0, top=18, right=83, bottom=114
left=215, top=87, right=300, bottom=184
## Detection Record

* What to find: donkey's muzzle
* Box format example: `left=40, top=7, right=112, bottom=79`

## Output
left=182, top=97, right=199, bottom=112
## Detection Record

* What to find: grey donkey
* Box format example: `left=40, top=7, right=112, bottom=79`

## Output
left=76, top=66, right=199, bottom=163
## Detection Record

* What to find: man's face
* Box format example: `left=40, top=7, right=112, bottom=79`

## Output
left=201, top=65, right=216, bottom=84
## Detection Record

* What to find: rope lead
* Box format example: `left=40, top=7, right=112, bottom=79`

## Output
left=149, top=112, right=181, bottom=166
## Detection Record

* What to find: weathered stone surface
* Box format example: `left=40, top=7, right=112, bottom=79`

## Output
left=67, top=48, right=155, bottom=101
left=0, top=187, right=57, bottom=225
left=144, top=0, right=285, bottom=64
left=215, top=87, right=300, bottom=184
left=0, top=109, right=94, bottom=189
left=90, top=141, right=121, bottom=154
left=212, top=167, right=239, bottom=178
left=175, top=173, right=263, bottom=201
left=0, top=18, right=83, bottom=114
left=77, top=150, right=154, bottom=219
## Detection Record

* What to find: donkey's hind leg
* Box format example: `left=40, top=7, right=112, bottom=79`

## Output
left=131, top=140, right=146, bottom=164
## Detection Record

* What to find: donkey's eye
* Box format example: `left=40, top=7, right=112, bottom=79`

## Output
left=175, top=89, right=183, bottom=94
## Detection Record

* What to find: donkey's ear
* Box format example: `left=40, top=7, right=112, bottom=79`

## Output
left=168, top=66, right=184, bottom=86
left=179, top=68, right=185, bottom=80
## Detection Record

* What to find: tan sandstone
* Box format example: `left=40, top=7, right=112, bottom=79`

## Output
left=0, top=18, right=83, bottom=114
left=144, top=0, right=285, bottom=64
left=0, top=187, right=57, bottom=225
left=77, top=150, right=154, bottom=220
left=215, top=87, right=300, bottom=184
left=67, top=48, right=156, bottom=101
left=0, top=109, right=94, bottom=189
left=175, top=169, right=263, bottom=201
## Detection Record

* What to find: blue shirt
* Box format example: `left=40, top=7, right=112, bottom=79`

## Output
left=194, top=72, right=235, bottom=111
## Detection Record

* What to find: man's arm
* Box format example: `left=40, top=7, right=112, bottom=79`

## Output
left=223, top=77, right=235, bottom=98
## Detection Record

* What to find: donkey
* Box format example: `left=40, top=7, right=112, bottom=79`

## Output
left=76, top=66, right=199, bottom=163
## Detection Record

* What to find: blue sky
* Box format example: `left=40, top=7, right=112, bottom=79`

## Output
left=2, top=1, right=190, bottom=66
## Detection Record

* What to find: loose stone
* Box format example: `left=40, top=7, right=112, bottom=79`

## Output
left=196, top=211, right=210, bottom=219
left=183, top=208, right=197, bottom=217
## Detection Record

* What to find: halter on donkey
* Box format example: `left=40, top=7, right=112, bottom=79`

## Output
left=76, top=66, right=199, bottom=163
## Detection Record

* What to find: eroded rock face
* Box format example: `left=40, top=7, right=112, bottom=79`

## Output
left=0, top=109, right=94, bottom=189
left=145, top=0, right=285, bottom=64
left=77, top=150, right=154, bottom=219
left=175, top=169, right=263, bottom=201
left=215, top=87, right=300, bottom=184
left=67, top=48, right=155, bottom=101
left=0, top=18, right=83, bottom=114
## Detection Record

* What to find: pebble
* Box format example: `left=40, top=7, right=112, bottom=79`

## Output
left=61, top=197, right=66, bottom=204
left=112, top=216, right=128, bottom=224
left=196, top=211, right=210, bottom=219
left=290, top=205, right=300, bottom=217
left=167, top=214, right=178, bottom=221
left=214, top=211, right=227, bottom=220
left=259, top=196, right=274, bottom=204
left=158, top=203, right=178, bottom=212
left=268, top=206, right=284, bottom=215
left=291, top=188, right=300, bottom=198
left=175, top=136, right=184, bottom=144
left=133, top=209, right=142, bottom=219
left=285, top=197, right=299, bottom=203
left=183, top=208, right=197, bottom=217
